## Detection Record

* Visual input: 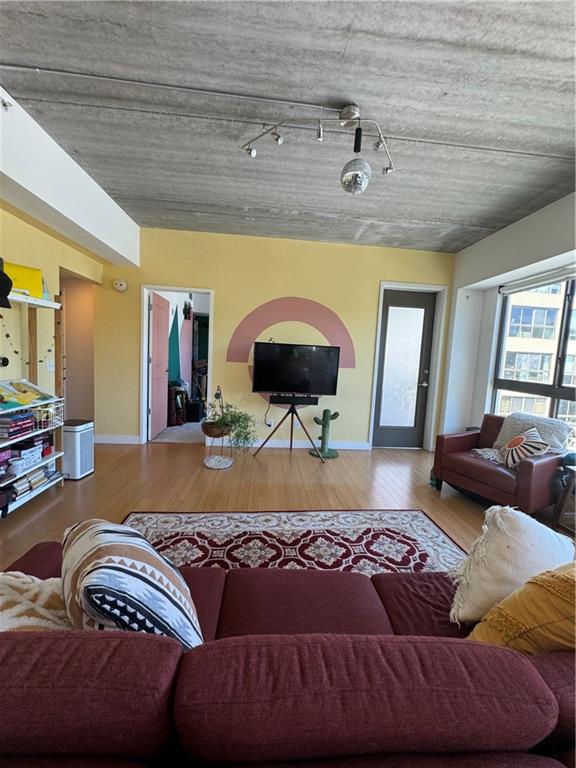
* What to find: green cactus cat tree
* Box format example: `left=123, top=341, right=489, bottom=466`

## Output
left=310, top=409, right=340, bottom=459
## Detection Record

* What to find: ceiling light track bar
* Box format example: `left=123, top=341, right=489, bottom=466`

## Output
left=0, top=62, right=341, bottom=114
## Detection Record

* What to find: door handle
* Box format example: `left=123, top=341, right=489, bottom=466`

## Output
left=419, top=381, right=429, bottom=387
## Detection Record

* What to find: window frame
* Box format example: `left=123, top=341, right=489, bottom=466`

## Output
left=492, top=279, right=576, bottom=415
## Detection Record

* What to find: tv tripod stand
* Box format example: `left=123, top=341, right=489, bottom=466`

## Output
left=253, top=395, right=326, bottom=463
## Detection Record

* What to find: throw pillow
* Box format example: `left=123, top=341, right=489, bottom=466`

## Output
left=0, top=572, right=72, bottom=631
left=449, top=505, right=574, bottom=624
left=469, top=561, right=575, bottom=654
left=500, top=427, right=549, bottom=468
left=493, top=412, right=572, bottom=454
left=62, top=519, right=203, bottom=649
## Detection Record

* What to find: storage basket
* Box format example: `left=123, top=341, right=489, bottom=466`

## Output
left=33, top=402, right=64, bottom=430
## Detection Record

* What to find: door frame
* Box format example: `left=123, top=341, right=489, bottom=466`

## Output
left=368, top=281, right=448, bottom=452
left=139, top=285, right=214, bottom=444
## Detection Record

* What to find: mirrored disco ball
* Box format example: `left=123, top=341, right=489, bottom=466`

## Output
left=340, top=158, right=372, bottom=194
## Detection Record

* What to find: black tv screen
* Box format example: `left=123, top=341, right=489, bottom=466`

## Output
left=252, top=342, right=340, bottom=396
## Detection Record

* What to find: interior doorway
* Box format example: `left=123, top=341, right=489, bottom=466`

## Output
left=141, top=287, right=213, bottom=444
left=371, top=284, right=446, bottom=450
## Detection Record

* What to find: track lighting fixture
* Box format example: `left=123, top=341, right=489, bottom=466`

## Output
left=340, top=124, right=372, bottom=195
left=240, top=103, right=395, bottom=192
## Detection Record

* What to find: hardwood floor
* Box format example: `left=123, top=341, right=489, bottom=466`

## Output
left=0, top=444, right=488, bottom=569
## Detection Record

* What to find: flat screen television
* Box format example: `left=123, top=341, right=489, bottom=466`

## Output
left=252, top=342, right=340, bottom=396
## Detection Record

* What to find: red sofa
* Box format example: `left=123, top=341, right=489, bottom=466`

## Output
left=1, top=542, right=573, bottom=768
left=433, top=414, right=562, bottom=514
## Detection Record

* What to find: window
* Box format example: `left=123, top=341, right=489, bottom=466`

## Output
left=493, top=279, right=575, bottom=438
left=503, top=352, right=552, bottom=383
left=564, top=355, right=576, bottom=387
left=508, top=306, right=558, bottom=339
left=532, top=284, right=562, bottom=295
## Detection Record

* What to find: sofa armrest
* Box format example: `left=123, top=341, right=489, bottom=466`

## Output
left=516, top=453, right=562, bottom=514
left=433, top=431, right=480, bottom=478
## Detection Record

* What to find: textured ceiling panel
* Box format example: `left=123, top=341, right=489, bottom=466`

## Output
left=0, top=1, right=573, bottom=251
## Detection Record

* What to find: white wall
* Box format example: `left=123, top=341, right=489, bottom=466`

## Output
left=0, top=86, right=139, bottom=267
left=454, top=193, right=575, bottom=290
left=442, top=193, right=575, bottom=433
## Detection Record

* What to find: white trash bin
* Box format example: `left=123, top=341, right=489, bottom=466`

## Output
left=63, top=420, right=94, bottom=480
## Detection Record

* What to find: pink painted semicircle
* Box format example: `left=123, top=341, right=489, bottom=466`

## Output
left=226, top=297, right=356, bottom=367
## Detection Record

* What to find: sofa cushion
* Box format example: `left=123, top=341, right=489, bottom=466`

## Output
left=180, top=566, right=226, bottom=641
left=247, top=755, right=566, bottom=768
left=7, top=541, right=63, bottom=578
left=7, top=545, right=225, bottom=642
left=174, top=634, right=559, bottom=763
left=62, top=520, right=203, bottom=649
left=530, top=651, right=575, bottom=751
left=0, top=760, right=147, bottom=767
left=371, top=572, right=468, bottom=638
left=0, top=630, right=181, bottom=756
left=442, top=451, right=518, bottom=493
left=216, top=569, right=394, bottom=637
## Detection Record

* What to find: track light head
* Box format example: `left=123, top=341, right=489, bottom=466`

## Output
left=271, top=130, right=284, bottom=145
left=316, top=121, right=323, bottom=141
left=245, top=145, right=257, bottom=158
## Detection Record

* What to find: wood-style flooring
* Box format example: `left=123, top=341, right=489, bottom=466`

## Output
left=0, top=444, right=488, bottom=569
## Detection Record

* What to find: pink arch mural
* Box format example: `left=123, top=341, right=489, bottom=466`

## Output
left=226, top=297, right=356, bottom=367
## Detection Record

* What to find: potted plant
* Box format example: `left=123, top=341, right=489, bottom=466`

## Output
left=202, top=386, right=257, bottom=451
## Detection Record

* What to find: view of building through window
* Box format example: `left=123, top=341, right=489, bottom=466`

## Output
left=493, top=280, right=575, bottom=447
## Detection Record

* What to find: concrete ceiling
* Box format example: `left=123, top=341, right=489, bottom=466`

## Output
left=0, top=1, right=574, bottom=252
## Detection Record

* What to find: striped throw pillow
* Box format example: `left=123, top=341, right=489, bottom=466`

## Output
left=500, top=427, right=549, bottom=468
left=62, top=519, right=203, bottom=649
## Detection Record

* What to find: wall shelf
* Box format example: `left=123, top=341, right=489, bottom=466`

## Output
left=7, top=293, right=61, bottom=310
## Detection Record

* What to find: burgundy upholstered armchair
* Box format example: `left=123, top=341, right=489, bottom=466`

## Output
left=433, top=414, right=562, bottom=514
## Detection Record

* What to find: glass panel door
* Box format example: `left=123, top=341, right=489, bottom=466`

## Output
left=379, top=307, right=424, bottom=427
left=372, top=290, right=436, bottom=448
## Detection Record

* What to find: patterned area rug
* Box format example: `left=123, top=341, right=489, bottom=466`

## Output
left=123, top=510, right=465, bottom=575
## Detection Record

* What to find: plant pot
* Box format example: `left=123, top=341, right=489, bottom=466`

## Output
left=201, top=421, right=231, bottom=439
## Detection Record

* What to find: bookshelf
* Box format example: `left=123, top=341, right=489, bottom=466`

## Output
left=0, top=292, right=65, bottom=518
left=0, top=382, right=65, bottom=516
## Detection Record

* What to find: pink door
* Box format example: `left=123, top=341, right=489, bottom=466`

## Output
left=150, top=292, right=170, bottom=440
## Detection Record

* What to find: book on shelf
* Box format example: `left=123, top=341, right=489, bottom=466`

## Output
left=0, top=411, right=35, bottom=422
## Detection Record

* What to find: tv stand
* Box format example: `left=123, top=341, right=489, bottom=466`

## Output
left=253, top=395, right=325, bottom=463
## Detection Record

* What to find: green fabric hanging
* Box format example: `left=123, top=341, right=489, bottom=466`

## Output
left=168, top=311, right=181, bottom=381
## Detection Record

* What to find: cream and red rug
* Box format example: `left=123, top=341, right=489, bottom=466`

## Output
left=123, top=510, right=465, bottom=575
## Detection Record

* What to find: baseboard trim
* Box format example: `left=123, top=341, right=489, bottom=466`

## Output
left=95, top=435, right=141, bottom=445
left=241, top=439, right=372, bottom=451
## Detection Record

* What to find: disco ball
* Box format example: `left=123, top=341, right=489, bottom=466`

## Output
left=340, top=158, right=372, bottom=194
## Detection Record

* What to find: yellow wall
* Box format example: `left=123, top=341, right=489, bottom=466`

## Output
left=0, top=203, right=103, bottom=392
left=95, top=229, right=454, bottom=443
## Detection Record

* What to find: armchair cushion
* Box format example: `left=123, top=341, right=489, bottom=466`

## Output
left=442, top=452, right=517, bottom=493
